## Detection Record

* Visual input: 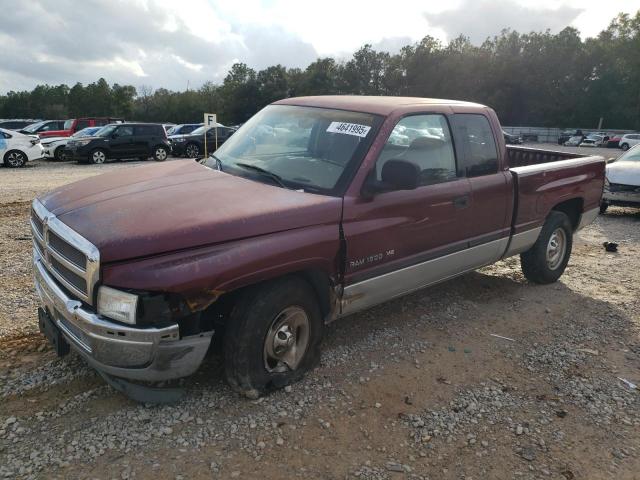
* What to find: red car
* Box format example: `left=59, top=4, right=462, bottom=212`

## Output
left=32, top=96, right=605, bottom=401
left=38, top=117, right=124, bottom=138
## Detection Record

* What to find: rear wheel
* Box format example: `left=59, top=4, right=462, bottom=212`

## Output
left=153, top=146, right=168, bottom=162
left=89, top=149, right=107, bottom=164
left=520, top=211, right=573, bottom=284
left=621, top=143, right=630, bottom=151
left=223, top=277, right=323, bottom=398
left=4, top=150, right=27, bottom=167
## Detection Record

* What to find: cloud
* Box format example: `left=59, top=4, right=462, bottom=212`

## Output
left=0, top=0, right=318, bottom=93
left=424, top=0, right=584, bottom=44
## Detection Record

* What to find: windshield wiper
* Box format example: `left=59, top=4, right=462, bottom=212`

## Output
left=234, top=162, right=287, bottom=189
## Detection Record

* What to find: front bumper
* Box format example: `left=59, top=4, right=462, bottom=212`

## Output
left=169, top=141, right=186, bottom=156
left=33, top=256, right=212, bottom=381
left=603, top=190, right=640, bottom=206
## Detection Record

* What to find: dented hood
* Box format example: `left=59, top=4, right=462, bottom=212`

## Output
left=606, top=160, right=640, bottom=187
left=40, top=160, right=342, bottom=263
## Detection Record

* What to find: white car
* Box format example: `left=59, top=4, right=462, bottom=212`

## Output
left=619, top=133, right=640, bottom=151
left=601, top=144, right=640, bottom=213
left=580, top=134, right=606, bottom=147
left=41, top=126, right=103, bottom=161
left=0, top=128, right=44, bottom=167
left=563, top=135, right=583, bottom=146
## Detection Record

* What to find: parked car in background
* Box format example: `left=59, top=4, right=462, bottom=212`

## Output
left=607, top=134, right=622, bottom=148
left=564, top=136, right=583, bottom=146
left=39, top=117, right=124, bottom=139
left=503, top=130, right=522, bottom=144
left=0, top=119, right=41, bottom=131
left=31, top=96, right=605, bottom=401
left=619, top=133, right=640, bottom=151
left=0, top=127, right=43, bottom=167
left=41, top=126, right=103, bottom=161
left=167, top=123, right=203, bottom=136
left=580, top=134, right=608, bottom=147
left=558, top=129, right=584, bottom=145
left=19, top=120, right=66, bottom=136
left=170, top=124, right=236, bottom=157
left=601, top=144, right=640, bottom=213
left=66, top=123, right=170, bottom=164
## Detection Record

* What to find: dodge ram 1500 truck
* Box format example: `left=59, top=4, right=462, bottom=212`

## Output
left=32, top=96, right=605, bottom=401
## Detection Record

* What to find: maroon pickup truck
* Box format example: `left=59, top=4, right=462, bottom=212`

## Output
left=31, top=96, right=605, bottom=401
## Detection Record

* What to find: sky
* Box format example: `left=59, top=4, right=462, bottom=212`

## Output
left=0, top=0, right=638, bottom=93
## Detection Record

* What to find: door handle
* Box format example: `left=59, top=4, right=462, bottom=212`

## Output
left=453, top=195, right=470, bottom=209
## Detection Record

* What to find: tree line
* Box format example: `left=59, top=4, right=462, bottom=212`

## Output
left=1, top=11, right=638, bottom=130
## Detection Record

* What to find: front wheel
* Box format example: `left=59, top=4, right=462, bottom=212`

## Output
left=89, top=149, right=107, bottom=164
left=599, top=202, right=609, bottom=214
left=621, top=143, right=630, bottom=151
left=4, top=150, right=27, bottom=167
left=223, top=277, right=323, bottom=398
left=184, top=143, right=200, bottom=158
left=54, top=146, right=68, bottom=161
left=153, top=146, right=168, bottom=162
left=520, top=211, right=573, bottom=284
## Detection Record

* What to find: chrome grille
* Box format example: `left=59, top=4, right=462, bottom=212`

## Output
left=31, top=200, right=100, bottom=304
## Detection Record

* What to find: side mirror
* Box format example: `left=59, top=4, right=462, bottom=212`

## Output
left=361, top=159, right=420, bottom=198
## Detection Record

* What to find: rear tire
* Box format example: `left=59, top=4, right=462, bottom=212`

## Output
left=621, top=143, right=629, bottom=151
left=520, top=211, right=573, bottom=284
left=223, top=277, right=323, bottom=399
left=153, top=146, right=168, bottom=162
left=4, top=150, right=27, bottom=167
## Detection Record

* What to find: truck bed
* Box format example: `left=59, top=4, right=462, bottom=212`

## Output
left=507, top=146, right=606, bottom=236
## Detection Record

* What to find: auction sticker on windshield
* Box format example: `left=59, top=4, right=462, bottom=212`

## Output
left=326, top=122, right=371, bottom=138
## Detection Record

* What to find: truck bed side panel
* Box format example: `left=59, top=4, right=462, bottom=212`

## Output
left=510, top=156, right=605, bottom=234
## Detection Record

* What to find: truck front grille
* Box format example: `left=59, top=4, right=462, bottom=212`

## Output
left=31, top=200, right=100, bottom=305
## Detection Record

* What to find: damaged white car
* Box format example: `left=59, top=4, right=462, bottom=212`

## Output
left=0, top=127, right=43, bottom=167
left=601, top=144, right=640, bottom=213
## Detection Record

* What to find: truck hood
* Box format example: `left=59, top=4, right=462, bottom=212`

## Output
left=606, top=160, right=640, bottom=186
left=40, top=160, right=342, bottom=263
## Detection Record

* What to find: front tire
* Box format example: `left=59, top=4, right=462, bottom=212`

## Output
left=153, top=146, right=168, bottom=162
left=184, top=143, right=200, bottom=158
left=89, top=149, right=107, bottom=164
left=520, top=211, right=573, bottom=284
left=54, top=146, right=67, bottom=161
left=599, top=202, right=609, bottom=214
left=223, top=277, right=323, bottom=398
left=3, top=150, right=27, bottom=167
left=621, top=143, right=629, bottom=151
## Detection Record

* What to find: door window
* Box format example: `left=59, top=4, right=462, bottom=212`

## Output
left=115, top=126, right=134, bottom=137
left=450, top=114, right=499, bottom=177
left=376, top=114, right=457, bottom=186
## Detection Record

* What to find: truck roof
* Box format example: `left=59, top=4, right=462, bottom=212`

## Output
left=274, top=96, right=485, bottom=116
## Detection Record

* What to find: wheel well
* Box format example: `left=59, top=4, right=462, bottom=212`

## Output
left=551, top=198, right=583, bottom=230
left=3, top=149, right=26, bottom=163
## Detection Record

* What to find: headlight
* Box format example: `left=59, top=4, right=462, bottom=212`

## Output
left=174, top=138, right=186, bottom=142
left=97, top=286, right=139, bottom=325
left=75, top=138, right=93, bottom=146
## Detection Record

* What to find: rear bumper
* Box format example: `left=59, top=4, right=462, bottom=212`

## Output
left=33, top=256, right=212, bottom=381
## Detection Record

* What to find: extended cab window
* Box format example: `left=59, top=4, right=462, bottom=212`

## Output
left=450, top=114, right=499, bottom=177
left=376, top=114, right=457, bottom=186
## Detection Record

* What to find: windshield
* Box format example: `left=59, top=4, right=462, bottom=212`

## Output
left=212, top=105, right=379, bottom=194
left=95, top=125, right=118, bottom=137
left=618, top=145, right=640, bottom=162
left=22, top=121, right=47, bottom=133
left=73, top=127, right=101, bottom=137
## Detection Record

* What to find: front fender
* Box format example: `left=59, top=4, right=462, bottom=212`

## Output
left=102, top=224, right=341, bottom=310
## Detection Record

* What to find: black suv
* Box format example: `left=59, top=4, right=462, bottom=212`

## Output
left=66, top=123, right=171, bottom=164
left=170, top=124, right=236, bottom=158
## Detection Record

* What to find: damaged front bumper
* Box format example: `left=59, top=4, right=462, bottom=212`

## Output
left=33, top=257, right=213, bottom=382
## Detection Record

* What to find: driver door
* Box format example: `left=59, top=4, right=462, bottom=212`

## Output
left=109, top=125, right=135, bottom=158
left=341, top=113, right=474, bottom=314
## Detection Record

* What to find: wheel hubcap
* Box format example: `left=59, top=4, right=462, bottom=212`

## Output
left=156, top=148, right=167, bottom=160
left=93, top=151, right=105, bottom=163
left=7, top=152, right=24, bottom=166
left=263, top=306, right=310, bottom=373
left=546, top=228, right=567, bottom=270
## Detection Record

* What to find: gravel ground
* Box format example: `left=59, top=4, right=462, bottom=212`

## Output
left=0, top=154, right=638, bottom=479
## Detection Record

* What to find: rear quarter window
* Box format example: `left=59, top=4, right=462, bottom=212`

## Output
left=450, top=114, right=499, bottom=177
left=135, top=125, right=163, bottom=136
